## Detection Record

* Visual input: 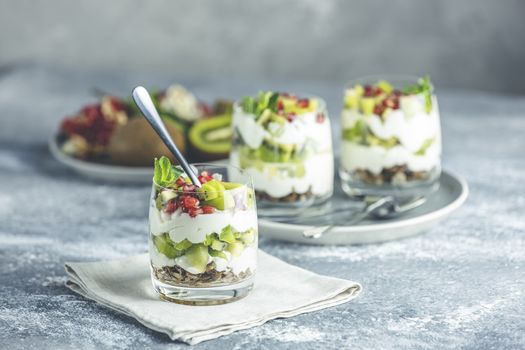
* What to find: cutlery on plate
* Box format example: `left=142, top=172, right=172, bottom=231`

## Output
left=302, top=196, right=427, bottom=239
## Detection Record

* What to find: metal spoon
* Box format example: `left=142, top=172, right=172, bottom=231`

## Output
left=132, top=86, right=201, bottom=187
left=302, top=196, right=426, bottom=239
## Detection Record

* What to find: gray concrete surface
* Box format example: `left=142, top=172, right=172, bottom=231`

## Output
left=0, top=65, right=524, bottom=349
left=1, top=0, right=525, bottom=93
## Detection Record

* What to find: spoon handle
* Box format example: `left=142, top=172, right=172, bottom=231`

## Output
left=132, top=86, right=201, bottom=187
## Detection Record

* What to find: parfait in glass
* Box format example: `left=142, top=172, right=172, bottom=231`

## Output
left=229, top=91, right=333, bottom=208
left=149, top=157, right=257, bottom=305
left=340, top=76, right=442, bottom=197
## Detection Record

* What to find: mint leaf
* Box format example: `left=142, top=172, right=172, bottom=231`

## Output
left=267, top=92, right=279, bottom=112
left=153, top=156, right=181, bottom=187
left=402, top=75, right=433, bottom=113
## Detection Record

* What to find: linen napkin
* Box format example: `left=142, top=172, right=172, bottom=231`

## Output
left=65, top=250, right=361, bottom=345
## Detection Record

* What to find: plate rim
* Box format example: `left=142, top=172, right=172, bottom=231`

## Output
left=259, top=170, right=469, bottom=233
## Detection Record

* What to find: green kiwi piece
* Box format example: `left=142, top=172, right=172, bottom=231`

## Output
left=188, top=114, right=232, bottom=161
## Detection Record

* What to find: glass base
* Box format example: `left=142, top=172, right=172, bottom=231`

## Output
left=257, top=191, right=332, bottom=218
left=339, top=167, right=440, bottom=199
left=152, top=276, right=254, bottom=306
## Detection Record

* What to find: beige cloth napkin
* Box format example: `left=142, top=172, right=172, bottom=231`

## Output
left=65, top=250, right=361, bottom=345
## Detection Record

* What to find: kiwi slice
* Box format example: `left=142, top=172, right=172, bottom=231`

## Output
left=185, top=244, right=209, bottom=273
left=188, top=114, right=232, bottom=161
left=153, top=234, right=179, bottom=259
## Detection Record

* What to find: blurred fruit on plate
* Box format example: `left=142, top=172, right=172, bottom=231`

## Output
left=56, top=84, right=233, bottom=166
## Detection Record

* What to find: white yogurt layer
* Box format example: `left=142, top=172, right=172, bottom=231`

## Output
left=341, top=141, right=441, bottom=174
left=149, top=201, right=258, bottom=243
left=230, top=151, right=334, bottom=198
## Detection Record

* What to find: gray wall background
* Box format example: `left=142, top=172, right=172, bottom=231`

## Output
left=1, top=0, right=524, bottom=94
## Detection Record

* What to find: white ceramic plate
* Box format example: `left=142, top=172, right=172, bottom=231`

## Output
left=49, top=137, right=153, bottom=183
left=259, top=171, right=468, bottom=245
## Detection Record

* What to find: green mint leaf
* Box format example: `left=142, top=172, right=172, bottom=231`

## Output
left=267, top=92, right=279, bottom=112
left=153, top=158, right=162, bottom=186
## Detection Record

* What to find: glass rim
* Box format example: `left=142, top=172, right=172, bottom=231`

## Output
left=233, top=92, right=327, bottom=113
left=152, top=162, right=253, bottom=193
left=344, top=74, right=435, bottom=92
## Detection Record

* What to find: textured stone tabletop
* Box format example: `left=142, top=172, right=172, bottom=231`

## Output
left=1, top=66, right=524, bottom=349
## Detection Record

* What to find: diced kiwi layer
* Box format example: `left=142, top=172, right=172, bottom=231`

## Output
left=238, top=146, right=307, bottom=178
left=152, top=225, right=256, bottom=272
left=342, top=120, right=435, bottom=154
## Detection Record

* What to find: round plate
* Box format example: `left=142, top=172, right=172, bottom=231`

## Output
left=259, top=171, right=468, bottom=245
left=49, top=137, right=153, bottom=183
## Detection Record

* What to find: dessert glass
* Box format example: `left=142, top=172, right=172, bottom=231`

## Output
left=229, top=92, right=334, bottom=211
left=339, top=76, right=442, bottom=198
left=149, top=163, right=258, bottom=305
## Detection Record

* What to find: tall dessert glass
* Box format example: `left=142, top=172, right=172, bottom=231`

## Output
left=149, top=158, right=257, bottom=305
left=229, top=91, right=334, bottom=212
left=339, top=76, right=442, bottom=198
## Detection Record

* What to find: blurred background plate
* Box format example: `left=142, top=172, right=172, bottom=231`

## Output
left=49, top=136, right=153, bottom=183
left=259, top=171, right=468, bottom=245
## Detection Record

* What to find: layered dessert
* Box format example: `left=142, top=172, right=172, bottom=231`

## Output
left=230, top=91, right=333, bottom=205
left=149, top=157, right=257, bottom=289
left=340, top=77, right=441, bottom=193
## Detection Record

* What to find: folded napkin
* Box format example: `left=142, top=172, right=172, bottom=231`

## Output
left=65, top=250, right=361, bottom=345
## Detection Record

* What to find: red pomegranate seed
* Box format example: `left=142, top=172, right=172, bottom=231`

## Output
left=374, top=105, right=385, bottom=116
left=201, top=205, right=215, bottom=214
left=176, top=177, right=186, bottom=187
left=364, top=85, right=373, bottom=97
left=277, top=100, right=284, bottom=110
left=183, top=196, right=199, bottom=209
left=165, top=200, right=178, bottom=214
left=188, top=208, right=203, bottom=217
left=297, top=99, right=309, bottom=108
left=182, top=184, right=196, bottom=193
left=287, top=113, right=297, bottom=122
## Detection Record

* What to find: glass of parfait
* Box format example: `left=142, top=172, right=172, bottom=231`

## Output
left=229, top=91, right=334, bottom=211
left=149, top=156, right=258, bottom=305
left=339, top=75, right=442, bottom=198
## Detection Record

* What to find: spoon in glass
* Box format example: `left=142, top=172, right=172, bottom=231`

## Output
left=132, top=86, right=202, bottom=187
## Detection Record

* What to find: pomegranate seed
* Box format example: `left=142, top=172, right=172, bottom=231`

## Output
left=316, top=113, right=325, bottom=124
left=201, top=205, right=215, bottom=214
left=182, top=184, right=196, bottom=193
left=374, top=105, right=385, bottom=116
left=277, top=100, right=284, bottom=110
left=364, top=85, right=373, bottom=97
left=176, top=177, right=186, bottom=187
left=183, top=196, right=199, bottom=209
left=383, top=98, right=396, bottom=108
left=297, top=99, right=309, bottom=108
left=188, top=208, right=203, bottom=217
left=287, top=113, right=296, bottom=122
left=198, top=175, right=208, bottom=184
left=165, top=200, right=178, bottom=214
